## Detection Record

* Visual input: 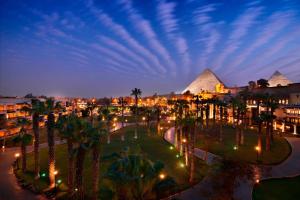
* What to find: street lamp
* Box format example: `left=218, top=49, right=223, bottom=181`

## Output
left=255, top=146, right=261, bottom=162
left=159, top=173, right=166, bottom=180
left=15, top=153, right=20, bottom=169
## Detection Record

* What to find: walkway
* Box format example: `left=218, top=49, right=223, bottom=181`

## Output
left=164, top=127, right=221, bottom=200
left=234, top=136, right=300, bottom=200
left=164, top=127, right=300, bottom=200
left=0, top=122, right=128, bottom=200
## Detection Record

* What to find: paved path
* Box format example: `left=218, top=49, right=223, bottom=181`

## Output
left=0, top=122, right=129, bottom=200
left=234, top=137, right=300, bottom=200
left=164, top=127, right=221, bottom=200
left=164, top=127, right=300, bottom=200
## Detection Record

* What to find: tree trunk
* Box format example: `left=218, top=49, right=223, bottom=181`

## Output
left=205, top=105, right=209, bottom=128
left=21, top=143, right=26, bottom=172
left=92, top=145, right=100, bottom=200
left=258, top=121, right=262, bottom=156
left=189, top=123, right=195, bottom=184
left=47, top=112, right=56, bottom=188
left=67, top=139, right=74, bottom=195
left=180, top=127, right=183, bottom=156
left=213, top=103, right=216, bottom=126
left=266, top=121, right=271, bottom=151
left=33, top=113, right=40, bottom=179
left=75, top=146, right=86, bottom=200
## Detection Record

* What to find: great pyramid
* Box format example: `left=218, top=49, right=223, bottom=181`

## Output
left=183, top=68, right=224, bottom=94
left=268, top=71, right=292, bottom=87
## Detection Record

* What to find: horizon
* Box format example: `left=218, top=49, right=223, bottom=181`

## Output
left=1, top=0, right=300, bottom=97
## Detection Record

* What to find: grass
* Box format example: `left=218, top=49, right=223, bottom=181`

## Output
left=195, top=124, right=291, bottom=164
left=252, top=176, right=300, bottom=200
left=19, top=123, right=208, bottom=198
left=0, top=127, right=58, bottom=148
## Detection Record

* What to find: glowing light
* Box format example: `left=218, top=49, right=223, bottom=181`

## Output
left=15, top=153, right=20, bottom=158
left=167, top=120, right=170, bottom=123
left=75, top=188, right=78, bottom=192
left=255, top=146, right=261, bottom=152
left=41, top=173, right=46, bottom=177
left=102, top=117, right=105, bottom=121
left=233, top=145, right=238, bottom=150
left=255, top=179, right=260, bottom=183
left=113, top=117, right=117, bottom=122
left=182, top=138, right=187, bottom=143
left=142, top=117, right=146, bottom=121
left=176, top=154, right=180, bottom=158
left=159, top=173, right=166, bottom=180
left=125, top=119, right=128, bottom=122
left=169, top=146, right=174, bottom=150
left=179, top=162, right=185, bottom=168
left=2, top=145, right=5, bottom=149
left=54, top=170, right=58, bottom=175
left=160, top=127, right=163, bottom=130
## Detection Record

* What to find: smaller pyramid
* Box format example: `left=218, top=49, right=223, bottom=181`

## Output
left=268, top=71, right=292, bottom=87
left=183, top=68, right=224, bottom=94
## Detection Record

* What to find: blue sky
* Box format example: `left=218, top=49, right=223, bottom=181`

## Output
left=0, top=0, right=300, bottom=97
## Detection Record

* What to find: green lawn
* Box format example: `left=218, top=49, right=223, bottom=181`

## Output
left=195, top=125, right=291, bottom=164
left=253, top=176, right=300, bottom=200
left=1, top=127, right=57, bottom=148
left=19, top=124, right=208, bottom=198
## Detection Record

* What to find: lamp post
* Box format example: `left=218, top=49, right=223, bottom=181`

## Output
left=255, top=146, right=261, bottom=162
left=15, top=153, right=20, bottom=170
left=54, top=170, right=58, bottom=189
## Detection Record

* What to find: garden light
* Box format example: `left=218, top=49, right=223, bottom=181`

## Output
left=169, top=146, right=174, bottom=150
left=159, top=173, right=166, bottom=180
left=54, top=170, right=58, bottom=175
left=15, top=153, right=20, bottom=158
left=233, top=145, right=238, bottom=150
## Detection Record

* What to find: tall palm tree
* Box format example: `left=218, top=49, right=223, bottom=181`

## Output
left=56, top=114, right=78, bottom=195
left=118, top=97, right=127, bottom=137
left=87, top=122, right=106, bottom=200
left=22, top=99, right=45, bottom=179
left=45, top=98, right=62, bottom=188
left=13, top=118, right=33, bottom=172
left=154, top=105, right=161, bottom=136
left=74, top=119, right=90, bottom=200
left=193, top=95, right=202, bottom=130
left=99, top=107, right=114, bottom=144
left=86, top=101, right=97, bottom=125
left=131, top=88, right=142, bottom=139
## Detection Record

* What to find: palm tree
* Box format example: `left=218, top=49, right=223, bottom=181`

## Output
left=87, top=122, right=106, bottom=200
left=86, top=101, right=97, bottom=125
left=105, top=154, right=176, bottom=200
left=257, top=79, right=269, bottom=88
left=99, top=107, right=114, bottom=144
left=218, top=101, right=227, bottom=142
left=193, top=95, right=202, bottom=130
left=56, top=114, right=78, bottom=195
left=22, top=99, right=45, bottom=179
left=45, top=98, right=63, bottom=188
left=12, top=118, right=33, bottom=172
left=175, top=100, right=188, bottom=155
left=118, top=97, right=127, bottom=141
left=154, top=105, right=161, bottom=136
left=131, top=88, right=142, bottom=139
left=74, top=119, right=90, bottom=200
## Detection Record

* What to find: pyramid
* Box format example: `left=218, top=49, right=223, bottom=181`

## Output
left=183, top=68, right=224, bottom=94
left=268, top=71, right=292, bottom=87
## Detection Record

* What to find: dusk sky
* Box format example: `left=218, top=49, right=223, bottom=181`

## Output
left=1, top=0, right=300, bottom=98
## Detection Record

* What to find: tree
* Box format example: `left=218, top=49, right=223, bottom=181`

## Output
left=12, top=118, right=33, bottom=172
left=22, top=99, right=45, bottom=179
left=74, top=119, right=90, bottom=200
left=86, top=101, right=97, bottom=125
left=118, top=97, right=127, bottom=141
left=257, top=79, right=269, bottom=88
left=44, top=98, right=63, bottom=188
left=131, top=88, right=142, bottom=139
left=104, top=154, right=176, bottom=200
left=248, top=81, right=256, bottom=90
left=87, top=122, right=106, bottom=200
left=154, top=105, right=161, bottom=136
left=98, top=107, right=114, bottom=144
left=56, top=114, right=79, bottom=195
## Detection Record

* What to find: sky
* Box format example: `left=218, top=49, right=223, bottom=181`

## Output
left=0, top=0, right=300, bottom=98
